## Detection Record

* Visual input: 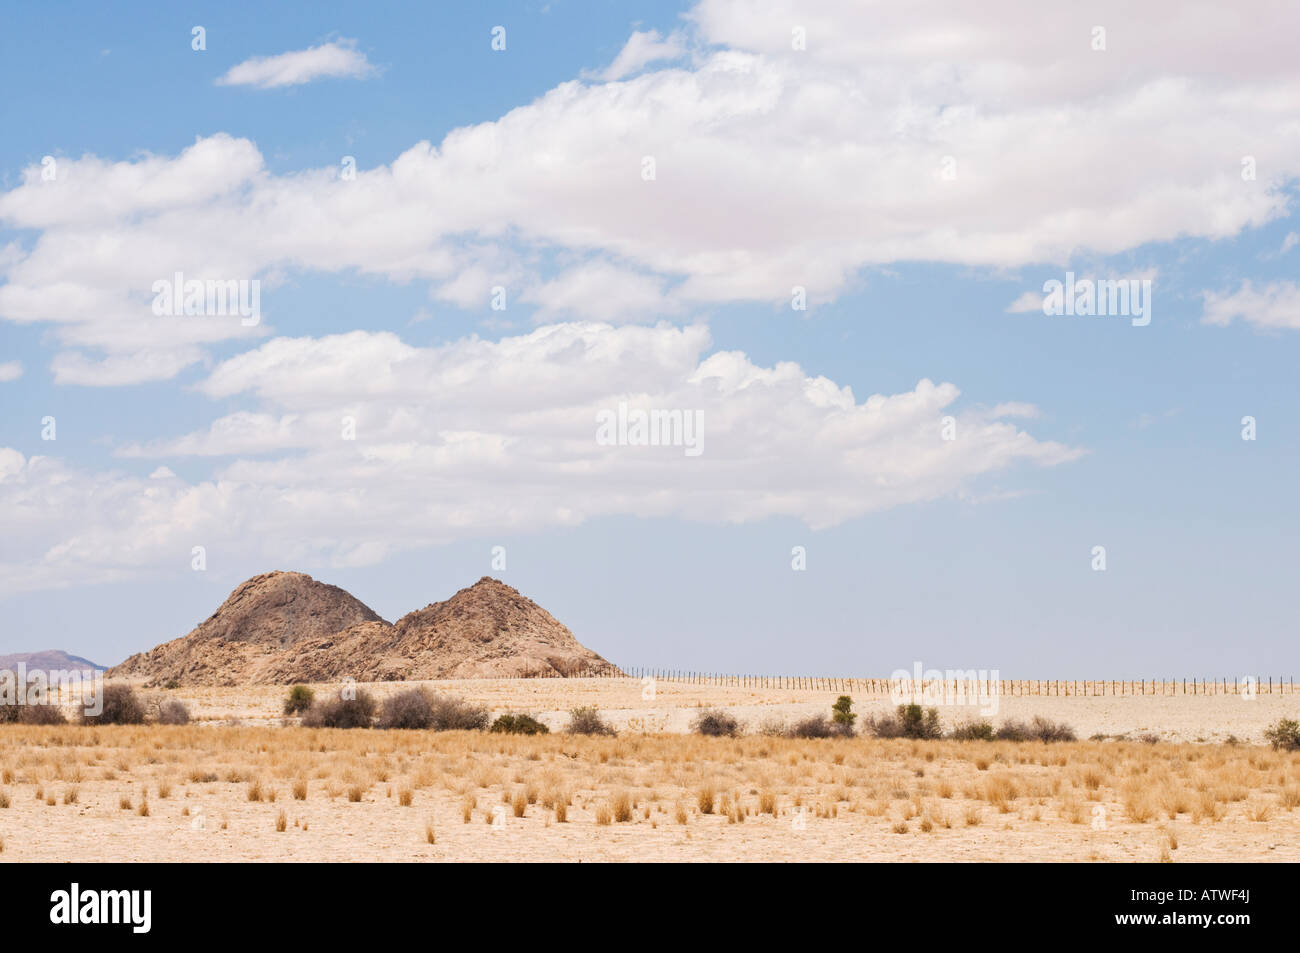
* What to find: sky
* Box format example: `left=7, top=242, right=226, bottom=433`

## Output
left=0, top=1, right=1298, bottom=678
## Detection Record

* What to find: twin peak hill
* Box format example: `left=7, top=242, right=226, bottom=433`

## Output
left=106, top=573, right=619, bottom=687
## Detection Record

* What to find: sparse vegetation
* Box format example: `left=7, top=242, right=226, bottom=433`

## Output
left=0, top=702, right=67, bottom=725
left=81, top=684, right=145, bottom=725
left=301, top=691, right=376, bottom=729
left=428, top=695, right=490, bottom=731
left=865, top=705, right=942, bottom=740
left=1263, top=718, right=1300, bottom=751
left=949, top=718, right=995, bottom=741
left=283, top=685, right=315, bottom=715
left=376, top=688, right=436, bottom=730
left=995, top=716, right=1076, bottom=743
left=690, top=708, right=740, bottom=737
left=157, top=699, right=190, bottom=725
left=785, top=714, right=841, bottom=739
left=566, top=706, right=615, bottom=736
left=489, top=713, right=550, bottom=735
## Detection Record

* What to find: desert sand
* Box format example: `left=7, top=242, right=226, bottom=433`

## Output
left=2, top=678, right=1298, bottom=862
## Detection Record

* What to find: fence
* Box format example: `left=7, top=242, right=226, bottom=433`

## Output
left=590, top=669, right=1298, bottom=696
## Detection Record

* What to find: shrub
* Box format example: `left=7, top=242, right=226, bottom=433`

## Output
left=428, top=695, right=489, bottom=731
left=301, top=691, right=376, bottom=729
left=994, top=719, right=1031, bottom=741
left=26, top=704, right=67, bottom=725
left=865, top=705, right=942, bottom=740
left=377, top=688, right=435, bottom=730
left=82, top=684, right=145, bottom=725
left=786, top=715, right=841, bottom=739
left=995, top=716, right=1076, bottom=742
left=566, top=706, right=615, bottom=736
left=0, top=703, right=66, bottom=725
left=1029, top=715, right=1076, bottom=742
left=283, top=685, right=315, bottom=716
left=949, top=718, right=995, bottom=741
left=691, top=708, right=740, bottom=737
left=489, top=713, right=550, bottom=735
left=1264, top=718, right=1300, bottom=751
left=157, top=700, right=190, bottom=725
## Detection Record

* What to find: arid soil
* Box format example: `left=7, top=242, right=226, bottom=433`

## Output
left=2, top=679, right=1298, bottom=862
left=116, top=676, right=1300, bottom=744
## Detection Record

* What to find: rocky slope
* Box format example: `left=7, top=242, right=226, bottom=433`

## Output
left=106, top=571, right=386, bottom=686
left=107, top=573, right=618, bottom=686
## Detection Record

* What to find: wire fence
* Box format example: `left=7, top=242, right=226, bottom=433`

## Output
left=540, top=668, right=1298, bottom=696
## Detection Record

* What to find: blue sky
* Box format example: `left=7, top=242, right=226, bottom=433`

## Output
left=1, top=1, right=1298, bottom=678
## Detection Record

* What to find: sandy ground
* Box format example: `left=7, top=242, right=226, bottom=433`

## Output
left=1, top=725, right=1296, bottom=863
left=3, top=680, right=1297, bottom=862
left=136, top=677, right=1300, bottom=744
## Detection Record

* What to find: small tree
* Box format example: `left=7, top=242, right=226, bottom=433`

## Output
left=831, top=696, right=856, bottom=730
left=283, top=685, right=314, bottom=715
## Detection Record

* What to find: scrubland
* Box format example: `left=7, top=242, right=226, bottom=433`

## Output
left=1, top=719, right=1297, bottom=862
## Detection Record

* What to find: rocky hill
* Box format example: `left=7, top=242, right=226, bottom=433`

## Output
left=106, top=573, right=618, bottom=686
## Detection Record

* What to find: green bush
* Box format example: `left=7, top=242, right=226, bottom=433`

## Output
left=865, top=704, right=942, bottom=739
left=831, top=695, right=857, bottom=732
left=283, top=685, right=315, bottom=715
left=489, top=713, right=550, bottom=735
left=1264, top=718, right=1300, bottom=751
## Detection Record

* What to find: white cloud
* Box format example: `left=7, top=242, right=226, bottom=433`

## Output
left=523, top=262, right=679, bottom=322
left=1202, top=280, right=1300, bottom=330
left=3, top=2, right=1299, bottom=382
left=597, top=30, right=688, bottom=80
left=1005, top=291, right=1044, bottom=314
left=148, top=467, right=176, bottom=479
left=216, top=40, right=376, bottom=89
left=0, top=322, right=1080, bottom=595
left=0, top=361, right=22, bottom=382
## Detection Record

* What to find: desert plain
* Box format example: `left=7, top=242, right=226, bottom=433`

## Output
left=1, top=677, right=1298, bottom=863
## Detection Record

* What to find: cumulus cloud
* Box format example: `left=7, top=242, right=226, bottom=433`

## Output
left=1, top=322, right=1080, bottom=595
left=3, top=1, right=1299, bottom=382
left=1202, top=280, right=1300, bottom=330
left=0, top=361, right=22, bottom=382
left=216, top=40, right=376, bottom=89
left=523, top=262, right=680, bottom=322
